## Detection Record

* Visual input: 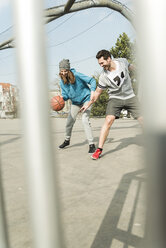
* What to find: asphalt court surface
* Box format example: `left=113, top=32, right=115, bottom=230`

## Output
left=0, top=118, right=145, bottom=248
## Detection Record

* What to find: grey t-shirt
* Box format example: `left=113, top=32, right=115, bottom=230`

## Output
left=98, top=58, right=135, bottom=100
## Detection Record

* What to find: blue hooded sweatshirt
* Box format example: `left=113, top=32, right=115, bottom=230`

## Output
left=60, top=68, right=96, bottom=105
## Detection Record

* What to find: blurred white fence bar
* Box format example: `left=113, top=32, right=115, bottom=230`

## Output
left=137, top=0, right=166, bottom=130
left=12, top=1, right=64, bottom=248
left=0, top=176, right=9, bottom=248
left=137, top=1, right=166, bottom=248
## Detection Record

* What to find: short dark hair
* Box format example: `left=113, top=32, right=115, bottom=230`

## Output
left=96, top=49, right=112, bottom=60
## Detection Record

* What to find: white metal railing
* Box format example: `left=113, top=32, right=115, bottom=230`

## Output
left=136, top=1, right=166, bottom=248
left=0, top=172, right=9, bottom=248
left=1, top=0, right=166, bottom=247
left=10, top=1, right=64, bottom=248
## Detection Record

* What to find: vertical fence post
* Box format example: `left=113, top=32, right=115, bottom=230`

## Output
left=12, top=1, right=64, bottom=248
left=136, top=1, right=166, bottom=247
left=0, top=172, right=9, bottom=248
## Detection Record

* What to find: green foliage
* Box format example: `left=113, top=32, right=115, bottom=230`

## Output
left=91, top=32, right=137, bottom=117
left=91, top=77, right=109, bottom=116
left=110, top=32, right=135, bottom=63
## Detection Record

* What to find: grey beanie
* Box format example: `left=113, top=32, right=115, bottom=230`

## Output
left=59, top=59, right=70, bottom=70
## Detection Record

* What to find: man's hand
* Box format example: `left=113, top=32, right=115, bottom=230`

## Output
left=80, top=88, right=102, bottom=113
left=80, top=100, right=93, bottom=113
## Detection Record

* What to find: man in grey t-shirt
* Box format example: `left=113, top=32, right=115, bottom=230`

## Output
left=81, top=49, right=143, bottom=160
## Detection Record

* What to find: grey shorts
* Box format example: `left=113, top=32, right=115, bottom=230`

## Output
left=106, top=96, right=141, bottom=119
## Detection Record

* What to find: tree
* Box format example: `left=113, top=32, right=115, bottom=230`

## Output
left=110, top=32, right=135, bottom=62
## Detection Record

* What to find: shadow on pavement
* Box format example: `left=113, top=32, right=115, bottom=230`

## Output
left=102, top=134, right=143, bottom=157
left=69, top=137, right=99, bottom=148
left=0, top=136, right=21, bottom=146
left=91, top=169, right=146, bottom=248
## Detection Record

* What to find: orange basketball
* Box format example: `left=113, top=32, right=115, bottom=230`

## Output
left=50, top=95, right=65, bottom=111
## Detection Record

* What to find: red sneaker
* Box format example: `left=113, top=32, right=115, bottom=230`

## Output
left=91, top=148, right=102, bottom=160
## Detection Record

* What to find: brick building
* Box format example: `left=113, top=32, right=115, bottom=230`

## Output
left=0, top=83, right=19, bottom=118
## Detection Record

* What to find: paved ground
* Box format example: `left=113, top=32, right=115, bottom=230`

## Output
left=0, top=117, right=145, bottom=248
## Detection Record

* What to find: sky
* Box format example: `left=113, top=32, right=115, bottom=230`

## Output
left=0, top=0, right=135, bottom=88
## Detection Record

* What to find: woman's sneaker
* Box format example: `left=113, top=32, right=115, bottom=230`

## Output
left=88, top=144, right=96, bottom=153
left=91, top=148, right=102, bottom=160
left=59, top=140, right=70, bottom=149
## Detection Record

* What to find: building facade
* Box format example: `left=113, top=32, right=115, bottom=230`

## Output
left=0, top=83, right=19, bottom=118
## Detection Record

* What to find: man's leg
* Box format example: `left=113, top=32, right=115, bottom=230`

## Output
left=98, top=115, right=116, bottom=148
left=92, top=98, right=121, bottom=159
left=125, top=97, right=143, bottom=126
left=91, top=115, right=115, bottom=159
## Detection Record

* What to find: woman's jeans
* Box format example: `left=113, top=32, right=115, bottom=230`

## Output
left=65, top=102, right=94, bottom=145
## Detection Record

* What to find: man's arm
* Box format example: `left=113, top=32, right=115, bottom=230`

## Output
left=91, top=87, right=103, bottom=101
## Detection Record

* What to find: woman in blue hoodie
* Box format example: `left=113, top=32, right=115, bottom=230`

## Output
left=58, top=59, right=96, bottom=153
